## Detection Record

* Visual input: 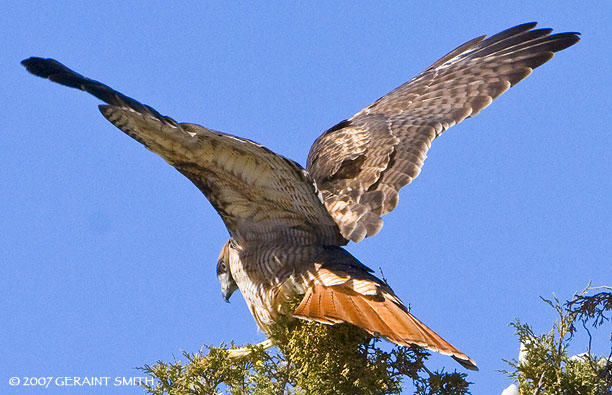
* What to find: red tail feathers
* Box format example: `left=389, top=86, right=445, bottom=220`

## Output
left=293, top=283, right=477, bottom=370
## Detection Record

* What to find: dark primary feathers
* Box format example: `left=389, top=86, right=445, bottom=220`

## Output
left=21, top=58, right=173, bottom=126
left=307, top=22, right=579, bottom=242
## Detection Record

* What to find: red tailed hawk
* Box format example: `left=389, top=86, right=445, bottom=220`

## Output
left=22, top=22, right=580, bottom=371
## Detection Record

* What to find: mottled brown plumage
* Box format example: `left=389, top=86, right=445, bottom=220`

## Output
left=308, top=22, right=579, bottom=242
left=22, top=23, right=579, bottom=371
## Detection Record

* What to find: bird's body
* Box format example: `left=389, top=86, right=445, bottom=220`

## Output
left=22, top=22, right=580, bottom=371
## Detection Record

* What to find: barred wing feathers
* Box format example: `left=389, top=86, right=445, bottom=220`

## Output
left=307, top=22, right=580, bottom=242
left=21, top=57, right=345, bottom=247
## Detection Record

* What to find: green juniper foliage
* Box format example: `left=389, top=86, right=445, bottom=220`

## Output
left=140, top=285, right=611, bottom=395
left=502, top=285, right=612, bottom=395
left=141, top=319, right=469, bottom=395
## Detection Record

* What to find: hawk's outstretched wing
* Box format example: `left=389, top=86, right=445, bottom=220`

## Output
left=307, top=22, right=580, bottom=242
left=21, top=57, right=345, bottom=247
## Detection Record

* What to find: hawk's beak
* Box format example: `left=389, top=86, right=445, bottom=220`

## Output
left=219, top=271, right=238, bottom=303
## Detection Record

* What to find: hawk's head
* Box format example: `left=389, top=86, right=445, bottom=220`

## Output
left=217, top=239, right=239, bottom=303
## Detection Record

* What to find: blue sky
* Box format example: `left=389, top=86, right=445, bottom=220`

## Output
left=2, top=2, right=610, bottom=394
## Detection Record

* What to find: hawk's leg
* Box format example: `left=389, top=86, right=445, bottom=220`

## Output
left=227, top=338, right=274, bottom=358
